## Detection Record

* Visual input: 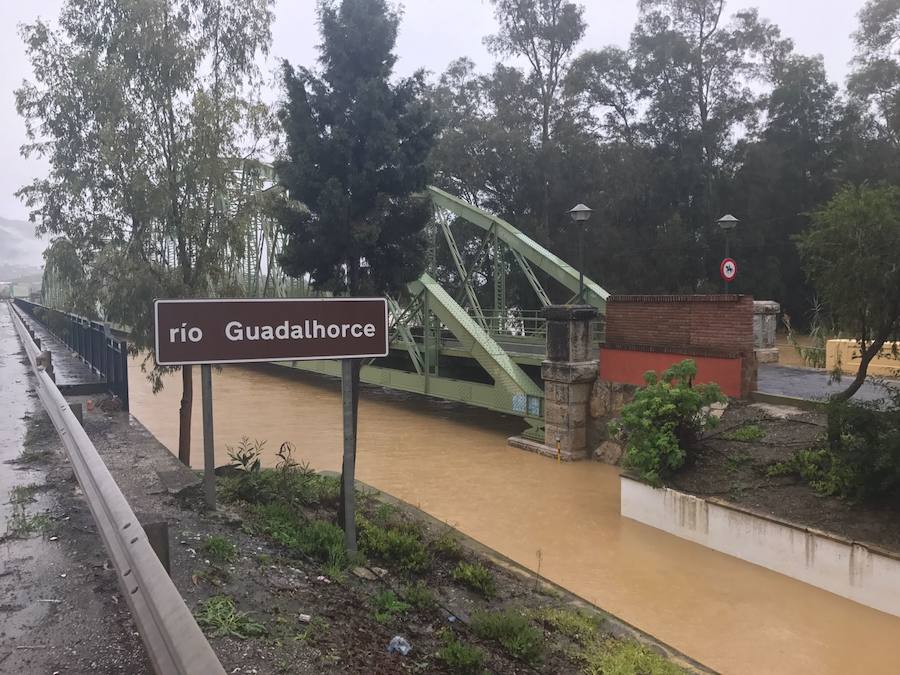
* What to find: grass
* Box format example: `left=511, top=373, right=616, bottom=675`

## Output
left=438, top=632, right=485, bottom=674
left=402, top=580, right=436, bottom=610
left=371, top=589, right=411, bottom=623
left=582, top=639, right=685, bottom=675
left=725, top=450, right=754, bottom=472
left=15, top=446, right=53, bottom=464
left=529, top=607, right=603, bottom=644
left=357, top=517, right=430, bottom=573
left=202, top=535, right=236, bottom=563
left=194, top=595, right=266, bottom=639
left=433, top=528, right=464, bottom=559
left=5, top=507, right=52, bottom=539
left=296, top=616, right=329, bottom=644
left=470, top=610, right=543, bottom=665
left=722, top=423, right=765, bottom=442
left=451, top=561, right=497, bottom=598
left=9, top=483, right=41, bottom=505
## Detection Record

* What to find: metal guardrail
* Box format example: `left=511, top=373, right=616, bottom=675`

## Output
left=7, top=302, right=225, bottom=675
left=14, top=298, right=130, bottom=409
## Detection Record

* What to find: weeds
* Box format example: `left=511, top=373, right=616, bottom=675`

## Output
left=433, top=528, right=464, bottom=559
left=5, top=507, right=52, bottom=539
left=15, top=446, right=53, bottom=464
left=296, top=616, right=328, bottom=644
left=581, top=639, right=685, bottom=675
left=403, top=580, right=436, bottom=610
left=358, top=517, right=430, bottom=573
left=529, top=607, right=603, bottom=644
left=722, top=424, right=765, bottom=443
left=371, top=590, right=411, bottom=623
left=202, top=535, right=236, bottom=563
left=725, top=450, right=754, bottom=472
left=194, top=595, right=266, bottom=639
left=437, top=631, right=485, bottom=674
left=9, top=484, right=41, bottom=505
left=451, top=561, right=497, bottom=598
left=471, top=610, right=543, bottom=664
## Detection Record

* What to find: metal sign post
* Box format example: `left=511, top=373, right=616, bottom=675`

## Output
left=154, top=297, right=389, bottom=546
left=201, top=364, right=215, bottom=510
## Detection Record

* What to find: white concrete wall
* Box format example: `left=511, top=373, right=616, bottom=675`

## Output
left=620, top=476, right=900, bottom=618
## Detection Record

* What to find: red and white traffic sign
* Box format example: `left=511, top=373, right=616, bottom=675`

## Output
left=720, top=257, right=737, bottom=282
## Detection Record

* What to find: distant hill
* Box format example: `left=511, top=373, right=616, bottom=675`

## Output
left=0, top=217, right=46, bottom=282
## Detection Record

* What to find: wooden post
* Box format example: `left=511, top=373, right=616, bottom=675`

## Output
left=340, top=359, right=358, bottom=555
left=201, top=364, right=215, bottom=510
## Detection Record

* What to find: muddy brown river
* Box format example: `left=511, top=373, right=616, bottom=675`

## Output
left=128, top=359, right=900, bottom=674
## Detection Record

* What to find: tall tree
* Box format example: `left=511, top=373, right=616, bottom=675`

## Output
left=797, top=184, right=900, bottom=400
left=17, top=0, right=274, bottom=466
left=276, top=0, right=437, bottom=544
left=484, top=0, right=586, bottom=240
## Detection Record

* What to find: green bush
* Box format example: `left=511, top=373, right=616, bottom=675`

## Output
left=451, top=561, right=497, bottom=598
left=202, top=535, right=236, bottom=563
left=770, top=395, right=900, bottom=503
left=471, top=610, right=543, bottom=664
left=437, top=632, right=485, bottom=674
left=371, top=590, right=410, bottom=623
left=612, top=360, right=724, bottom=485
left=357, top=517, right=430, bottom=573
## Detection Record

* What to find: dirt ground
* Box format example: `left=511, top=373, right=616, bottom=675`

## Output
left=670, top=401, right=900, bottom=552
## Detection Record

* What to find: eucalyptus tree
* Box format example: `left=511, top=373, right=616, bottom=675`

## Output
left=17, top=0, right=275, bottom=465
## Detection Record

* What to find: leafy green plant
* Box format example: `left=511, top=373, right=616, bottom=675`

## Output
left=581, top=639, right=685, bottom=675
left=471, top=610, right=543, bottom=664
left=722, top=424, right=764, bottom=442
left=194, top=596, right=266, bottom=639
left=357, top=517, right=430, bottom=573
left=612, top=360, right=725, bottom=485
left=371, top=590, right=411, bottom=623
left=529, top=607, right=602, bottom=644
left=770, top=393, right=900, bottom=503
left=437, top=632, right=485, bottom=674
left=227, top=437, right=264, bottom=473
left=202, top=535, right=236, bottom=563
left=403, top=580, right=436, bottom=609
left=451, top=561, right=497, bottom=598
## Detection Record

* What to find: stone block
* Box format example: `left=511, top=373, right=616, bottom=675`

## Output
left=594, top=440, right=624, bottom=465
left=541, top=360, right=599, bottom=384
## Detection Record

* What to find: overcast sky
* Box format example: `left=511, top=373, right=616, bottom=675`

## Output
left=0, top=0, right=867, bottom=227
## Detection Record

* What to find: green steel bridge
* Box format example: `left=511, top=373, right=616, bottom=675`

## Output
left=43, top=163, right=609, bottom=438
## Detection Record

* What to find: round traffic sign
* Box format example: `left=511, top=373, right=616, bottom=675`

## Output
left=720, top=258, right=737, bottom=282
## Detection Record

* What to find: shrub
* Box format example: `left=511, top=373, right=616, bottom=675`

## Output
left=437, top=632, right=485, bottom=674
left=770, top=394, right=900, bottom=503
left=371, top=590, right=411, bottom=623
left=403, top=580, right=436, bottom=609
left=433, top=529, right=464, bottom=560
left=722, top=424, right=764, bottom=442
left=471, top=610, right=543, bottom=664
left=357, top=517, right=430, bottom=573
left=530, top=607, right=602, bottom=644
left=612, top=360, right=724, bottom=485
left=581, top=639, right=685, bottom=675
left=451, top=561, right=497, bottom=598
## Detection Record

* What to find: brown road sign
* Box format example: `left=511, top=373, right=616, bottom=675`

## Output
left=154, top=298, right=389, bottom=366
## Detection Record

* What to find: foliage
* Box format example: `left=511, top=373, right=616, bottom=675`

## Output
left=437, top=632, right=485, bottom=674
left=770, top=394, right=900, bottom=504
left=194, top=596, right=266, bottom=639
left=357, top=516, right=430, bottom=573
left=202, top=535, right=237, bottom=564
left=451, top=561, right=497, bottom=599
left=721, top=424, right=765, bottom=443
left=227, top=438, right=264, bottom=474
left=470, top=610, right=544, bottom=665
left=433, top=529, right=465, bottom=560
left=613, top=360, right=725, bottom=485
left=782, top=303, right=832, bottom=369
left=796, top=184, right=900, bottom=399
left=371, top=589, right=411, bottom=623
left=529, top=607, right=603, bottom=644
left=581, top=639, right=685, bottom=675
left=9, top=484, right=41, bottom=505
left=5, top=506, right=52, bottom=540
left=402, top=580, right=436, bottom=610
left=276, top=0, right=437, bottom=297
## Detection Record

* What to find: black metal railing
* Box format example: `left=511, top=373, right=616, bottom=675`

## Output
left=14, top=299, right=129, bottom=410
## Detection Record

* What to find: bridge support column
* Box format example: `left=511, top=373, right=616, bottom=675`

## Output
left=541, top=305, right=598, bottom=460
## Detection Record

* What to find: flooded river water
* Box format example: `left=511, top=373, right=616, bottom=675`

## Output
left=128, top=359, right=900, bottom=674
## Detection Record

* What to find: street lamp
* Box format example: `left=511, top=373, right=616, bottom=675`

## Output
left=717, top=214, right=739, bottom=292
left=569, top=203, right=593, bottom=303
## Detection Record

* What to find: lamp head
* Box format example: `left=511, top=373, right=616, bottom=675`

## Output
left=569, top=203, right=593, bottom=223
left=717, top=214, right=739, bottom=231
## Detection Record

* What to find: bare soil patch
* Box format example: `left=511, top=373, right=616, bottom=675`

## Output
left=669, top=402, right=900, bottom=551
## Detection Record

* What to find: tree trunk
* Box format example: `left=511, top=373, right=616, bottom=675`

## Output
left=833, top=338, right=885, bottom=402
left=178, top=364, right=193, bottom=466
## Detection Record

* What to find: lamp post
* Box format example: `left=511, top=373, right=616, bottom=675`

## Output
left=717, top=214, right=739, bottom=292
left=569, top=203, right=593, bottom=303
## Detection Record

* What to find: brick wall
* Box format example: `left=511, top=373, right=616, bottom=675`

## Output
left=600, top=295, right=756, bottom=398
left=605, top=295, right=754, bottom=355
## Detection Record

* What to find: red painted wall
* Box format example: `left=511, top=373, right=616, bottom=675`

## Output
left=599, top=347, right=745, bottom=399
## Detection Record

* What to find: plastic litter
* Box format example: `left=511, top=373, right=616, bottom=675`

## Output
left=387, top=636, right=412, bottom=656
